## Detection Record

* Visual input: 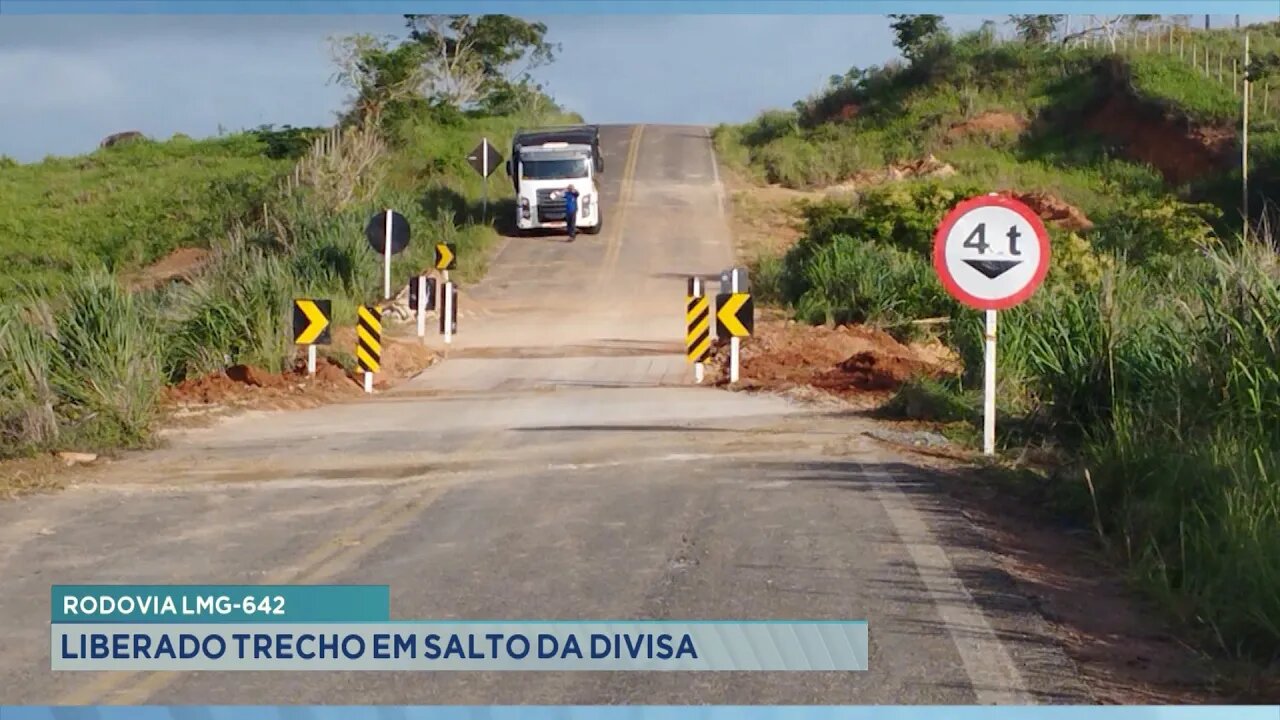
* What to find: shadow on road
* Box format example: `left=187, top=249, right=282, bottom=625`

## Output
left=449, top=340, right=681, bottom=360
left=514, top=424, right=736, bottom=433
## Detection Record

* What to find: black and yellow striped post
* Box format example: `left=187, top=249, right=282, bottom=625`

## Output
left=686, top=276, right=711, bottom=383
left=356, top=305, right=382, bottom=393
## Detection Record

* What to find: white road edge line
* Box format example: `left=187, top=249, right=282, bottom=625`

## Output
left=862, top=464, right=1033, bottom=704
left=706, top=125, right=727, bottom=218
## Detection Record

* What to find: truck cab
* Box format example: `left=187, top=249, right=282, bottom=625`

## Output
left=507, top=126, right=604, bottom=236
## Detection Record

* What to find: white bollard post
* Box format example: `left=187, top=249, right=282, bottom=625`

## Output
left=983, top=309, right=998, bottom=456
left=383, top=209, right=393, bottom=300
left=364, top=371, right=373, bottom=394
left=693, top=276, right=705, bottom=384
left=416, top=275, right=427, bottom=338
left=729, top=270, right=741, bottom=384
left=443, top=281, right=453, bottom=345
left=307, top=344, right=317, bottom=376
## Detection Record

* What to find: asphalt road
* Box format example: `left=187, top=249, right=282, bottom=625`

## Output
left=0, top=125, right=1094, bottom=705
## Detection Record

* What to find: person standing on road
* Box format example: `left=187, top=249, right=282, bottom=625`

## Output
left=564, top=184, right=580, bottom=241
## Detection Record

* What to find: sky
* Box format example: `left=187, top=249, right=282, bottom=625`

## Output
left=0, top=13, right=1270, bottom=161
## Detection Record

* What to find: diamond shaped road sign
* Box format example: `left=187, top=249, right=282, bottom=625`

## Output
left=467, top=138, right=504, bottom=178
left=932, top=194, right=1050, bottom=311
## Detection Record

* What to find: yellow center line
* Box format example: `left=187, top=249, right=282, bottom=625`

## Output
left=595, top=124, right=643, bottom=289
left=59, top=431, right=494, bottom=705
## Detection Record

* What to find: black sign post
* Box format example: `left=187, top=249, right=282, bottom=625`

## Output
left=466, top=138, right=504, bottom=222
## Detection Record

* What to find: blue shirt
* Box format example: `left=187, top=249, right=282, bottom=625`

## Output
left=564, top=189, right=579, bottom=214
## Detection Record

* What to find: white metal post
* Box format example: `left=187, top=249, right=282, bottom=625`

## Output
left=696, top=274, right=706, bottom=384
left=983, top=309, right=998, bottom=456
left=307, top=344, right=317, bottom=376
left=443, top=281, right=453, bottom=345
left=729, top=271, right=740, bottom=384
left=481, top=138, right=489, bottom=222
left=416, top=275, right=427, bottom=338
left=383, top=209, right=393, bottom=300
left=364, top=371, right=373, bottom=393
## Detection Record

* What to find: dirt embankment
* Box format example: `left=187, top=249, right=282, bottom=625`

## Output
left=947, top=110, right=1029, bottom=140
left=164, top=330, right=437, bottom=417
left=1085, top=92, right=1236, bottom=186
left=125, top=247, right=212, bottom=291
left=1081, top=59, right=1237, bottom=187
left=707, top=316, right=959, bottom=408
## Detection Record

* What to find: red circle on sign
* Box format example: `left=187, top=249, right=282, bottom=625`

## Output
left=932, top=194, right=1051, bottom=311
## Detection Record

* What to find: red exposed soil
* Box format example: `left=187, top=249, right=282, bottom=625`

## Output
left=127, top=247, right=211, bottom=290
left=999, top=190, right=1095, bottom=231
left=1084, top=92, right=1236, bottom=186
left=164, top=332, right=437, bottom=412
left=709, top=318, right=958, bottom=407
left=947, top=111, right=1028, bottom=139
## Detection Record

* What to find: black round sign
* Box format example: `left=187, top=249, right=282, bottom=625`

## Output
left=365, top=210, right=411, bottom=256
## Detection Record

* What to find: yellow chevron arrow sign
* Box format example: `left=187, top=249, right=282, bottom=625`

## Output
left=435, top=243, right=456, bottom=271
left=715, top=292, right=754, bottom=338
left=292, top=299, right=331, bottom=345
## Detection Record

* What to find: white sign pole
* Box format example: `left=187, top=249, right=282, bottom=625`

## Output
left=443, top=281, right=453, bottom=345
left=364, top=371, right=373, bottom=393
left=307, top=344, right=317, bottom=376
left=382, top=209, right=393, bottom=300
left=983, top=309, right=998, bottom=456
left=416, top=275, right=427, bottom=338
left=693, top=276, right=705, bottom=385
left=933, top=194, right=1050, bottom=460
left=482, top=138, right=490, bottom=223
left=729, top=272, right=740, bottom=384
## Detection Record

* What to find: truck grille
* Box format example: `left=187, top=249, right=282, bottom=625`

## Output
left=536, top=188, right=567, bottom=222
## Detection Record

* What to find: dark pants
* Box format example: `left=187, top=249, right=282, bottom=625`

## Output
left=566, top=209, right=577, bottom=238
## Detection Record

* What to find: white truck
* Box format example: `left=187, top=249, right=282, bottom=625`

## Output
left=507, top=125, right=604, bottom=236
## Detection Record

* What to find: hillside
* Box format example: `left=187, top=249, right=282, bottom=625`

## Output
left=0, top=19, right=581, bottom=469
left=715, top=21, right=1280, bottom=666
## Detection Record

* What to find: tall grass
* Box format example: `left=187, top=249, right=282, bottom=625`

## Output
left=0, top=268, right=165, bottom=456
left=761, top=173, right=1280, bottom=658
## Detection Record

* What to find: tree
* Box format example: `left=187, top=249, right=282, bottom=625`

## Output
left=887, top=14, right=946, bottom=63
left=328, top=33, right=427, bottom=129
left=1009, top=15, right=1061, bottom=44
left=1062, top=15, right=1161, bottom=51
left=404, top=14, right=557, bottom=109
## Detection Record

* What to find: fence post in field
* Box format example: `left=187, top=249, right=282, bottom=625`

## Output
left=1242, top=34, right=1250, bottom=238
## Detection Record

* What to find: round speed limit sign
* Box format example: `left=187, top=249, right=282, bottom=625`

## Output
left=932, top=195, right=1051, bottom=310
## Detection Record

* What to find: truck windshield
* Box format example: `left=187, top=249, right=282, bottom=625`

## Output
left=521, top=158, right=590, bottom=180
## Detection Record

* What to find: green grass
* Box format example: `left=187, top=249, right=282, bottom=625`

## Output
left=1128, top=54, right=1244, bottom=123
left=0, top=134, right=292, bottom=294
left=718, top=24, right=1280, bottom=663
